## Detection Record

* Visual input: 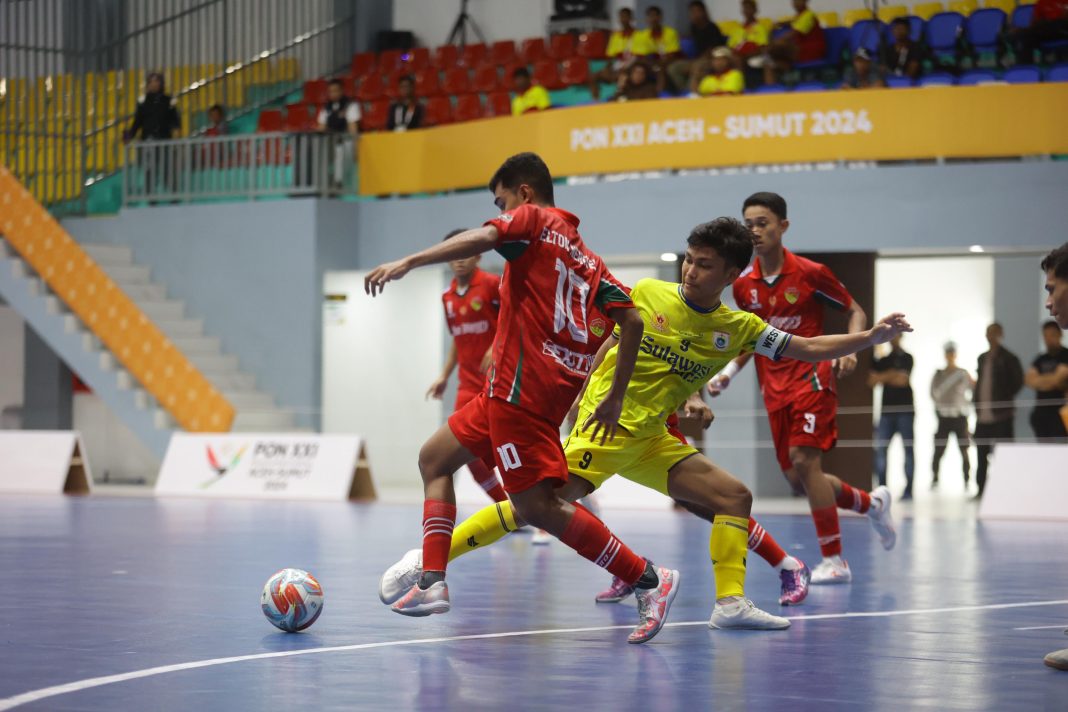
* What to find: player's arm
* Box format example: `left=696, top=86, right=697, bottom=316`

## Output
left=364, top=226, right=498, bottom=296
left=834, top=299, right=869, bottom=377
left=567, top=332, right=619, bottom=426
left=583, top=307, right=643, bottom=445
left=781, top=313, right=912, bottom=363
left=707, top=352, right=754, bottom=397
left=680, top=390, right=714, bottom=429
left=427, top=341, right=458, bottom=400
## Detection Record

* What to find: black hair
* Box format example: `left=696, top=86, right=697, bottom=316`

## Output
left=442, top=228, right=467, bottom=241
left=512, top=66, right=530, bottom=80
left=1043, top=319, right=1063, bottom=333
left=328, top=78, right=343, bottom=87
left=647, top=5, right=663, bottom=15
left=208, top=103, right=224, bottom=114
left=686, top=218, right=755, bottom=271
left=1041, top=242, right=1068, bottom=280
left=488, top=152, right=555, bottom=205
left=689, top=0, right=709, bottom=9
left=619, top=6, right=633, bottom=16
left=742, top=191, right=787, bottom=220
left=891, top=17, right=910, bottom=27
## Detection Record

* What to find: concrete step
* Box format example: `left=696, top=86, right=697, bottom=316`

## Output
left=203, top=370, right=256, bottom=391
left=156, top=317, right=204, bottom=339
left=222, top=390, right=275, bottom=410
left=189, top=353, right=240, bottom=373
left=171, top=335, right=222, bottom=354
left=119, top=283, right=167, bottom=301
left=232, top=409, right=296, bottom=430
left=135, top=299, right=184, bottom=321
left=82, top=244, right=133, bottom=266
left=102, top=264, right=151, bottom=285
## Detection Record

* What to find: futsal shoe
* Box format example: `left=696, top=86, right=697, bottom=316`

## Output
left=595, top=575, right=635, bottom=603
left=379, top=549, right=423, bottom=605
left=1044, top=648, right=1068, bottom=671
left=709, top=598, right=791, bottom=630
left=629, top=566, right=680, bottom=644
left=810, top=555, right=852, bottom=584
left=531, top=529, right=553, bottom=545
left=868, top=486, right=897, bottom=550
left=778, top=560, right=811, bottom=605
left=391, top=581, right=450, bottom=616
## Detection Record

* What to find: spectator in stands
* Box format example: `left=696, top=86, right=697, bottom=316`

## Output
left=729, top=0, right=771, bottom=64
left=869, top=335, right=915, bottom=499
left=881, top=17, right=923, bottom=81
left=758, top=0, right=826, bottom=86
left=317, top=78, right=361, bottom=189
left=1011, top=0, right=1068, bottom=65
left=205, top=104, right=228, bottom=136
left=697, top=47, right=745, bottom=95
left=842, top=48, right=887, bottom=89
left=387, top=75, right=424, bottom=132
left=589, top=7, right=653, bottom=99
left=639, top=5, right=683, bottom=92
left=511, top=67, right=552, bottom=115
left=973, top=323, right=1024, bottom=499
left=930, top=342, right=974, bottom=491
left=1025, top=320, right=1068, bottom=441
left=610, top=60, right=660, bottom=102
left=667, top=1, right=728, bottom=94
left=123, top=72, right=181, bottom=198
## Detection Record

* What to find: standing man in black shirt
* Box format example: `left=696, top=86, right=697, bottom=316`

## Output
left=387, top=75, right=424, bottom=132
left=666, top=1, right=727, bottom=94
left=124, top=72, right=181, bottom=198
left=316, top=78, right=361, bottom=189
left=869, top=335, right=915, bottom=499
left=973, top=323, right=1024, bottom=499
left=1025, top=320, right=1068, bottom=441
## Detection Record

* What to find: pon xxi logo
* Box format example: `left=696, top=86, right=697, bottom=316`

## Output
left=203, top=443, right=248, bottom=487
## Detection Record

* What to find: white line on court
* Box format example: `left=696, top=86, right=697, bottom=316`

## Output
left=1, top=598, right=1066, bottom=711
left=1013, top=624, right=1068, bottom=631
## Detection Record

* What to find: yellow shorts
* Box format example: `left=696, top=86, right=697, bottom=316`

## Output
left=563, top=411, right=699, bottom=496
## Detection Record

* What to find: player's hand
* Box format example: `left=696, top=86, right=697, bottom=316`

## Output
left=479, top=348, right=494, bottom=374
left=425, top=377, right=447, bottom=401
left=683, top=398, right=714, bottom=430
left=836, top=354, right=858, bottom=378
left=707, top=373, right=730, bottom=397
left=364, top=258, right=412, bottom=296
left=868, top=313, right=914, bottom=346
left=583, top=394, right=624, bottom=446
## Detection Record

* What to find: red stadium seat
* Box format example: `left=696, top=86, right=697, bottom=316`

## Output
left=432, top=44, right=460, bottom=70
left=341, top=75, right=358, bottom=98
left=519, top=37, right=547, bottom=64
left=414, top=68, right=442, bottom=96
left=378, top=49, right=403, bottom=74
left=424, top=96, right=453, bottom=126
left=351, top=52, right=377, bottom=78
left=284, top=103, right=316, bottom=131
left=499, top=64, right=523, bottom=91
left=302, top=79, right=329, bottom=105
left=384, top=70, right=410, bottom=100
left=402, top=47, right=430, bottom=71
left=549, top=33, right=577, bottom=60
left=489, top=40, right=518, bottom=65
left=256, top=108, right=284, bottom=132
left=441, top=67, right=472, bottom=95
left=459, top=43, right=487, bottom=67
left=576, top=31, right=608, bottom=59
left=486, top=92, right=512, bottom=117
left=355, top=73, right=385, bottom=101
left=532, top=60, right=565, bottom=90
left=472, top=64, right=501, bottom=93
left=454, top=94, right=483, bottom=122
left=361, top=100, right=390, bottom=132
left=560, top=57, right=590, bottom=86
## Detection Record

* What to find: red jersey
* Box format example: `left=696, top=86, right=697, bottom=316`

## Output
left=442, top=268, right=500, bottom=395
left=483, top=204, right=633, bottom=424
left=733, top=249, right=854, bottom=412
left=1035, top=0, right=1068, bottom=21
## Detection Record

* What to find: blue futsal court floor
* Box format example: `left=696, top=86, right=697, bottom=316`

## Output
left=1, top=495, right=1066, bottom=711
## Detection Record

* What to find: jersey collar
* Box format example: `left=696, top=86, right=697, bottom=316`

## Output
left=449, top=268, right=481, bottom=296
left=676, top=284, right=719, bottom=314
left=544, top=206, right=580, bottom=228
left=748, top=247, right=798, bottom=280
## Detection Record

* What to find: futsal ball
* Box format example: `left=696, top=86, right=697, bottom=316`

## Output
left=261, top=568, right=324, bottom=632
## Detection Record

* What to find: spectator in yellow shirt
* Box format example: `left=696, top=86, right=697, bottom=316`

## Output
left=698, top=47, right=746, bottom=95
left=638, top=5, right=683, bottom=93
left=759, top=0, right=826, bottom=85
left=730, top=0, right=771, bottom=62
left=511, top=67, right=551, bottom=116
left=590, top=7, right=655, bottom=99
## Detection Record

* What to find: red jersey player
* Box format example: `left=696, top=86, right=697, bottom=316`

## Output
left=425, top=229, right=509, bottom=504
left=709, top=191, right=896, bottom=585
left=365, top=152, right=680, bottom=644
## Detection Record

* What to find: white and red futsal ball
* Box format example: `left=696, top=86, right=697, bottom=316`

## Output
left=261, top=568, right=324, bottom=632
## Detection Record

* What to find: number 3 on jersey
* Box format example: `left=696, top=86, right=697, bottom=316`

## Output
left=554, top=258, right=590, bottom=343
left=802, top=413, right=816, bottom=434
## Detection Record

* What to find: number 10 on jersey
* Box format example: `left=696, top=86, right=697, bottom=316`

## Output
left=554, top=258, right=590, bottom=343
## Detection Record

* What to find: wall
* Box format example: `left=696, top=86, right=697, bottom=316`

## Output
left=0, top=304, right=25, bottom=427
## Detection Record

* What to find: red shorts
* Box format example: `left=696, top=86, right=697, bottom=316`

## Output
left=767, top=388, right=839, bottom=472
left=448, top=393, right=568, bottom=494
left=454, top=388, right=480, bottom=413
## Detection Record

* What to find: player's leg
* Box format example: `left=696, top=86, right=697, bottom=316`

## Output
left=788, top=445, right=852, bottom=584
left=454, top=390, right=509, bottom=503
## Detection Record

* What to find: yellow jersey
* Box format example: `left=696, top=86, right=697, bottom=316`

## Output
left=580, top=278, right=791, bottom=437
left=511, top=85, right=551, bottom=116
left=635, top=26, right=681, bottom=55
left=698, top=69, right=745, bottom=95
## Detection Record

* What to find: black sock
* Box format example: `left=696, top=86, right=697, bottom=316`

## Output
left=419, top=571, right=445, bottom=590
left=633, top=561, right=659, bottom=590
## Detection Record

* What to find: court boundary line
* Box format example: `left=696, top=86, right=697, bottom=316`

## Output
left=1, top=598, right=1066, bottom=711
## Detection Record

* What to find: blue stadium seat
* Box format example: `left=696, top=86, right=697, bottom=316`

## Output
left=754, top=84, right=787, bottom=93
left=796, top=27, right=851, bottom=71
left=886, top=74, right=914, bottom=87
left=795, top=81, right=827, bottom=91
left=849, top=20, right=886, bottom=54
left=958, top=69, right=998, bottom=84
left=1010, top=4, right=1033, bottom=29
left=919, top=72, right=956, bottom=86
left=680, top=37, right=697, bottom=59
left=965, top=9, right=1006, bottom=54
left=1003, top=66, right=1041, bottom=83
left=925, top=12, right=965, bottom=61
left=1048, top=64, right=1068, bottom=82
left=883, top=15, right=925, bottom=44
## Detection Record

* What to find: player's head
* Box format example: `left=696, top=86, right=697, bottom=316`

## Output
left=682, top=217, right=754, bottom=305
left=985, top=322, right=1004, bottom=348
left=327, top=78, right=344, bottom=102
left=891, top=17, right=910, bottom=42
left=512, top=66, right=532, bottom=93
left=1042, top=320, right=1063, bottom=350
left=489, top=152, right=555, bottom=211
left=1041, top=242, right=1068, bottom=329
left=742, top=191, right=789, bottom=257
left=443, top=228, right=480, bottom=279
left=944, top=341, right=957, bottom=366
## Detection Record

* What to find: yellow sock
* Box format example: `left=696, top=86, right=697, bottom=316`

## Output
left=709, top=515, right=749, bottom=600
left=448, top=500, right=520, bottom=562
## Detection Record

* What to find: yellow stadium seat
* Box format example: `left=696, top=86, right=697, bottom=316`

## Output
left=949, top=0, right=979, bottom=14
left=878, top=5, right=910, bottom=21
left=818, top=11, right=841, bottom=27
left=983, top=0, right=1014, bottom=11
left=844, top=8, right=877, bottom=25
left=912, top=1, right=946, bottom=18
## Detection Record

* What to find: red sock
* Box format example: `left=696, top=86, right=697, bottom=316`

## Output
left=835, top=483, right=871, bottom=513
left=747, top=517, right=788, bottom=567
left=812, top=505, right=842, bottom=558
left=560, top=504, right=647, bottom=585
left=469, top=458, right=508, bottom=503
left=422, top=499, right=456, bottom=573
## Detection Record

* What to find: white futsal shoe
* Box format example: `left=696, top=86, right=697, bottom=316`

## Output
left=810, top=555, right=852, bottom=584
left=532, top=529, right=553, bottom=545
left=709, top=598, right=791, bottom=630
left=868, top=486, right=897, bottom=551
left=379, top=549, right=423, bottom=604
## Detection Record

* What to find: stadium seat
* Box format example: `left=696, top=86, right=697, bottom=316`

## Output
left=1011, top=4, right=1033, bottom=28
left=577, top=31, right=608, bottom=59
left=925, top=12, right=965, bottom=60
left=884, top=15, right=925, bottom=43
left=303, top=79, right=329, bottom=105
left=966, top=9, right=1006, bottom=55
left=414, top=68, right=442, bottom=96
left=519, top=37, right=547, bottom=64
left=850, top=20, right=886, bottom=54
left=432, top=44, right=460, bottom=70
left=533, top=59, right=566, bottom=90
left=548, top=33, right=577, bottom=60
left=912, top=1, right=946, bottom=19
left=442, top=67, right=472, bottom=95
left=356, top=73, right=386, bottom=101
left=919, top=71, right=956, bottom=85
left=958, top=68, right=998, bottom=83
left=796, top=27, right=849, bottom=71
left=454, top=94, right=484, bottom=122
left=256, top=108, right=284, bottom=132
left=1048, top=63, right=1068, bottom=81
left=360, top=99, right=389, bottom=132
left=983, top=0, right=1015, bottom=12
left=490, top=40, right=518, bottom=65
left=424, top=95, right=453, bottom=125
left=403, top=47, right=430, bottom=72
left=795, top=81, right=827, bottom=91
left=341, top=76, right=358, bottom=98
left=1003, top=65, right=1040, bottom=83
left=949, top=0, right=979, bottom=15
left=472, top=64, right=501, bottom=93
left=817, top=12, right=840, bottom=27
left=844, top=8, right=876, bottom=26
left=886, top=74, right=915, bottom=87
left=680, top=37, right=697, bottom=58
left=378, top=49, right=403, bottom=74
left=486, top=91, right=512, bottom=117
left=284, top=103, right=315, bottom=131
left=459, top=43, right=487, bottom=67
left=383, top=70, right=409, bottom=100
left=754, top=84, right=787, bottom=93
left=878, top=5, right=910, bottom=22
left=561, top=57, right=590, bottom=86
left=499, top=63, right=522, bottom=90
left=351, top=52, right=377, bottom=78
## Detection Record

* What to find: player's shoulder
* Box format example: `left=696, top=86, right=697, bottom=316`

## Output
left=792, top=252, right=835, bottom=277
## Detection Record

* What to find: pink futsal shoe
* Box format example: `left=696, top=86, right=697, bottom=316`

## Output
left=595, top=575, right=635, bottom=603
left=779, top=560, right=811, bottom=606
left=628, top=567, right=680, bottom=644
left=391, top=581, right=450, bottom=617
